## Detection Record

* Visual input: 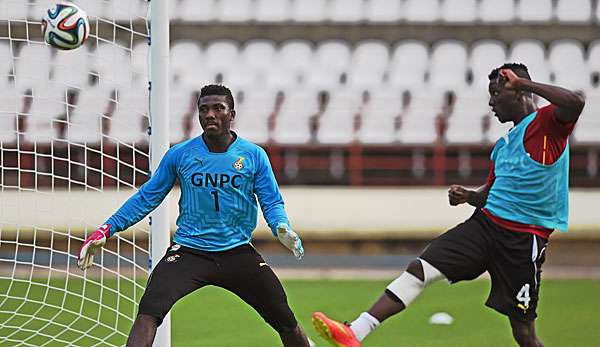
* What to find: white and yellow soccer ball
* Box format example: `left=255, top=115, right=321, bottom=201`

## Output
left=42, top=2, right=90, bottom=50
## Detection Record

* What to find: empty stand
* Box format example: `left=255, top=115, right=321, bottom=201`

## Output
left=364, top=0, right=402, bottom=22
left=291, top=0, right=327, bottom=22
left=180, top=0, right=216, bottom=22
left=217, top=0, right=253, bottom=22
left=110, top=85, right=149, bottom=144
left=509, top=39, right=551, bottom=84
left=233, top=89, right=278, bottom=144
left=67, top=86, right=110, bottom=144
left=388, top=40, right=429, bottom=89
left=469, top=40, right=508, bottom=88
left=53, top=45, right=90, bottom=90
left=516, top=0, right=553, bottom=22
left=357, top=88, right=403, bottom=144
left=445, top=88, right=490, bottom=144
left=429, top=40, right=469, bottom=90
left=329, top=0, right=363, bottom=22
left=549, top=39, right=589, bottom=90
left=272, top=89, right=319, bottom=144
left=397, top=89, right=444, bottom=144
left=255, top=0, right=290, bottom=22
left=317, top=88, right=363, bottom=144
left=15, top=44, right=52, bottom=92
left=440, top=0, right=477, bottom=23
left=404, top=0, right=440, bottom=22
left=556, top=0, right=592, bottom=22
left=479, top=0, right=514, bottom=22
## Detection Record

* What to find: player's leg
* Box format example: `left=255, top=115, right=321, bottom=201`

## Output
left=509, top=318, right=544, bottom=347
left=484, top=224, right=548, bottom=347
left=215, top=244, right=311, bottom=347
left=127, top=245, right=211, bottom=347
left=313, top=210, right=491, bottom=346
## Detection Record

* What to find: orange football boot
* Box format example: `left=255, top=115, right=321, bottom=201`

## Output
left=312, top=312, right=361, bottom=347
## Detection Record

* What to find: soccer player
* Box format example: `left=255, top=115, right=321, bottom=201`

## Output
left=78, top=84, right=313, bottom=347
left=311, top=63, right=585, bottom=347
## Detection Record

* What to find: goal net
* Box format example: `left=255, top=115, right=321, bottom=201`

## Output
left=0, top=1, right=154, bottom=345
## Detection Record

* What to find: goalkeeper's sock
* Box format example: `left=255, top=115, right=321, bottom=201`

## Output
left=349, top=312, right=380, bottom=341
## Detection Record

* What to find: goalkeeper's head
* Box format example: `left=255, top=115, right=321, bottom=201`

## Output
left=197, top=84, right=236, bottom=136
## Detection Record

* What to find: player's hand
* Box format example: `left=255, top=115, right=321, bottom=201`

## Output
left=77, top=224, right=111, bottom=270
left=448, top=185, right=472, bottom=206
left=276, top=223, right=304, bottom=260
left=498, top=69, right=523, bottom=90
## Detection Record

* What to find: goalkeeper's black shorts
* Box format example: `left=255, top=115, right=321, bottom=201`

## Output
left=420, top=209, right=548, bottom=322
left=138, top=243, right=299, bottom=333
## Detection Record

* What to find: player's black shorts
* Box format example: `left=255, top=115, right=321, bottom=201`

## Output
left=138, top=243, right=299, bottom=333
left=420, top=209, right=548, bottom=321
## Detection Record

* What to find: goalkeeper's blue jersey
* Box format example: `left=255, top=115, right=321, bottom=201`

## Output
left=105, top=133, right=290, bottom=251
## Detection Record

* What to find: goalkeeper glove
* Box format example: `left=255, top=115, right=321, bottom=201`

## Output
left=276, top=223, right=304, bottom=260
left=77, top=224, right=111, bottom=270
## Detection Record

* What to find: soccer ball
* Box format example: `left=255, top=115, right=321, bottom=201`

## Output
left=41, top=2, right=90, bottom=50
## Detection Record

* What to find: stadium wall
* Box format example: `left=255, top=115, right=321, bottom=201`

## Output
left=2, top=187, right=599, bottom=239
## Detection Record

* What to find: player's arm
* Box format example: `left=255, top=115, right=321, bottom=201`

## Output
left=254, top=148, right=304, bottom=260
left=499, top=69, right=585, bottom=124
left=77, top=148, right=178, bottom=270
left=448, top=161, right=495, bottom=208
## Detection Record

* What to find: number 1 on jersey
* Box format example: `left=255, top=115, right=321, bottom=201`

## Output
left=210, top=190, right=220, bottom=212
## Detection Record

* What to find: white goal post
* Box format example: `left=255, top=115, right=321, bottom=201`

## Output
left=0, top=0, right=170, bottom=346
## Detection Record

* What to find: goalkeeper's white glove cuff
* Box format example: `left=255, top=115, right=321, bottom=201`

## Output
left=77, top=224, right=111, bottom=270
left=276, top=223, right=304, bottom=260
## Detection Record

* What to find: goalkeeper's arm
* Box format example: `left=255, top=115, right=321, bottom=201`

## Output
left=77, top=148, right=178, bottom=270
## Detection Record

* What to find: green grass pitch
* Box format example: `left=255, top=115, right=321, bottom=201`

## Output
left=1, top=279, right=599, bottom=346
left=173, top=279, right=600, bottom=347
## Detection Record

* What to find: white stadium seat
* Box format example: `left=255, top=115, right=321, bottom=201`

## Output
left=171, top=41, right=203, bottom=84
left=397, top=89, right=444, bottom=144
left=273, top=88, right=319, bottom=144
left=479, top=0, right=515, bottom=22
left=102, top=0, right=147, bottom=21
left=0, top=42, right=13, bottom=87
left=317, top=88, right=363, bottom=144
left=241, top=40, right=277, bottom=71
left=516, top=0, right=553, bottom=22
left=15, top=44, right=52, bottom=92
left=549, top=40, right=589, bottom=90
left=556, top=0, right=592, bottom=23
left=232, top=89, right=277, bottom=144
left=168, top=85, right=196, bottom=144
left=0, top=82, right=18, bottom=143
left=573, top=89, right=600, bottom=143
left=357, top=89, right=403, bottom=144
left=365, top=0, right=402, bottom=22
left=180, top=0, right=216, bottom=22
left=93, top=43, right=133, bottom=89
left=205, top=40, right=240, bottom=77
left=329, top=0, right=364, bottom=22
left=509, top=40, right=551, bottom=84
left=278, top=40, right=314, bottom=71
left=255, top=0, right=291, bottom=22
left=470, top=40, right=508, bottom=88
left=347, top=40, right=389, bottom=89
left=440, top=0, right=477, bottom=23
left=429, top=40, right=469, bottom=90
left=23, top=87, right=66, bottom=143
left=587, top=40, right=600, bottom=75
left=53, top=45, right=90, bottom=89
left=131, top=41, right=149, bottom=85
left=388, top=40, right=429, bottom=90
left=404, top=0, right=440, bottom=22
left=217, top=0, right=253, bottom=22
left=111, top=85, right=149, bottom=144
left=67, top=86, right=110, bottom=144
left=306, top=40, right=351, bottom=88
left=0, top=0, right=29, bottom=20
left=291, top=0, right=327, bottom=22
left=445, top=88, right=490, bottom=144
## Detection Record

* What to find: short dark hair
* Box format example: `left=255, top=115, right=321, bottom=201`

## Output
left=488, top=62, right=532, bottom=81
left=199, top=84, right=234, bottom=110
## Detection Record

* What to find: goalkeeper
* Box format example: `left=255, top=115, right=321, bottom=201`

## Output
left=78, top=84, right=312, bottom=347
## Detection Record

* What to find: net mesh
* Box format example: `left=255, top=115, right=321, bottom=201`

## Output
left=0, top=1, right=151, bottom=345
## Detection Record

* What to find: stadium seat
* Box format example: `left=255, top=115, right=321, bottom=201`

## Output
left=241, top=40, right=277, bottom=71
left=67, top=86, right=110, bottom=144
left=53, top=45, right=90, bottom=90
left=364, top=0, right=402, bottom=22
left=549, top=40, right=589, bottom=90
left=291, top=0, right=327, bottom=22
left=347, top=40, right=389, bottom=89
left=556, top=0, right=592, bottom=23
left=429, top=40, right=469, bottom=90
left=180, top=0, right=216, bottom=22
left=205, top=40, right=240, bottom=79
left=29, top=0, right=53, bottom=20
left=272, top=88, right=319, bottom=144
left=597, top=1, right=600, bottom=22
left=0, top=0, right=29, bottom=20
left=470, top=40, right=508, bottom=88
left=131, top=41, right=149, bottom=85
left=587, top=40, right=600, bottom=76
left=329, top=0, right=364, bottom=22
left=232, top=89, right=277, bottom=144
left=306, top=40, right=352, bottom=89
left=357, top=88, right=403, bottom=144
left=171, top=41, right=203, bottom=85
left=217, top=0, right=253, bottom=22
left=516, top=0, right=553, bottom=22
left=445, top=88, right=489, bottom=144
left=276, top=40, right=314, bottom=86
left=388, top=40, right=429, bottom=90
left=440, top=0, right=477, bottom=23
left=15, top=43, right=52, bottom=92
left=404, top=0, right=440, bottom=22
left=317, top=88, right=363, bottom=144
left=93, top=44, right=133, bottom=89
left=573, top=89, right=600, bottom=143
left=22, top=87, right=66, bottom=143
left=111, top=85, right=149, bottom=144
left=0, top=42, right=13, bottom=85
left=397, top=89, right=444, bottom=144
left=479, top=0, right=515, bottom=22
left=0, top=82, right=18, bottom=143
left=509, top=39, right=551, bottom=84
left=255, top=0, right=291, bottom=22
left=103, top=0, right=147, bottom=21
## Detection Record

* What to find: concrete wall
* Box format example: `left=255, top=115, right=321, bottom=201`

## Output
left=1, top=187, right=598, bottom=239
